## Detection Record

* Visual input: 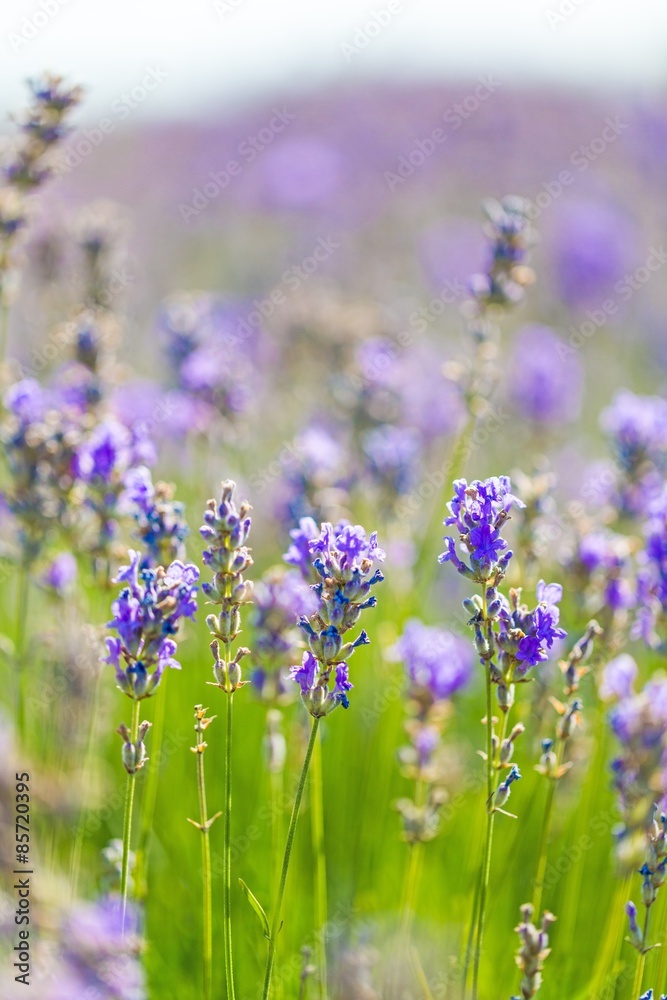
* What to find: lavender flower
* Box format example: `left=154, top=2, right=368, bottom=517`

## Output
left=634, top=487, right=667, bottom=648
left=1, top=378, right=81, bottom=563
left=439, top=476, right=525, bottom=583
left=42, top=552, right=77, bottom=595
left=287, top=519, right=384, bottom=717
left=573, top=529, right=635, bottom=613
left=249, top=567, right=318, bottom=703
left=609, top=674, right=667, bottom=868
left=201, top=480, right=254, bottom=692
left=599, top=654, right=638, bottom=702
left=120, top=466, right=189, bottom=569
left=392, top=619, right=474, bottom=707
left=392, top=620, right=473, bottom=843
left=1, top=75, right=82, bottom=309
left=511, top=903, right=556, bottom=998
left=498, top=582, right=567, bottom=676
left=508, top=325, right=583, bottom=426
left=74, top=416, right=156, bottom=561
left=284, top=516, right=320, bottom=580
left=104, top=550, right=199, bottom=700
left=45, top=896, right=145, bottom=1000
left=600, top=390, right=667, bottom=516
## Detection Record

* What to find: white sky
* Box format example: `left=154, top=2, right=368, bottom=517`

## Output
left=1, top=0, right=666, bottom=121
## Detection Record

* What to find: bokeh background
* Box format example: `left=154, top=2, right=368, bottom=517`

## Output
left=2, top=2, right=667, bottom=998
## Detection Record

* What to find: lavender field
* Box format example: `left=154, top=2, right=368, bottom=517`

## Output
left=0, top=55, right=667, bottom=1000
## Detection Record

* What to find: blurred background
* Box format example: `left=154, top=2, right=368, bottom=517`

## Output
left=1, top=2, right=667, bottom=999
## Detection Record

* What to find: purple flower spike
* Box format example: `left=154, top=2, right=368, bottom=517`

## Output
left=103, top=550, right=199, bottom=699
left=440, top=476, right=524, bottom=582
left=285, top=517, right=383, bottom=716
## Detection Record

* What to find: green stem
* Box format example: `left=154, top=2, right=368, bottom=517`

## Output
left=69, top=665, right=104, bottom=897
left=134, top=674, right=169, bottom=901
left=631, top=906, right=651, bottom=998
left=655, top=890, right=667, bottom=989
left=310, top=726, right=328, bottom=1000
left=401, top=840, right=423, bottom=941
left=224, top=694, right=236, bottom=1000
left=270, top=763, right=284, bottom=1000
left=120, top=699, right=141, bottom=934
left=262, top=717, right=320, bottom=1000
left=196, top=719, right=213, bottom=1000
left=532, top=741, right=566, bottom=916
left=16, top=562, right=30, bottom=745
left=460, top=852, right=482, bottom=1000
left=471, top=587, right=494, bottom=1000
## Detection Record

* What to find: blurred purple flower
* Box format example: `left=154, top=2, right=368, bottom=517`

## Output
left=509, top=324, right=583, bottom=425
left=392, top=619, right=474, bottom=700
left=599, top=654, right=638, bottom=701
left=548, top=199, right=637, bottom=309
left=42, top=552, right=77, bottom=595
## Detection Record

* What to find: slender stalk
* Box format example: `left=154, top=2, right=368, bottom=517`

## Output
left=655, top=890, right=667, bottom=988
left=16, top=561, right=30, bottom=744
left=120, top=699, right=141, bottom=934
left=195, top=714, right=214, bottom=1000
left=400, top=840, right=423, bottom=941
left=471, top=586, right=494, bottom=1000
left=224, top=694, right=236, bottom=1000
left=631, top=906, right=651, bottom=998
left=134, top=674, right=169, bottom=901
left=69, top=665, right=104, bottom=897
left=0, top=301, right=9, bottom=362
left=262, top=717, right=320, bottom=1000
left=460, top=849, right=482, bottom=1000
left=270, top=765, right=284, bottom=1000
left=531, top=741, right=566, bottom=915
left=310, top=726, right=328, bottom=1000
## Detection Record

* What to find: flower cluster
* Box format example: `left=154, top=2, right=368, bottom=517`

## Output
left=508, top=325, right=583, bottom=427
left=497, top=582, right=567, bottom=676
left=1, top=74, right=82, bottom=305
left=572, top=528, right=635, bottom=615
left=607, top=668, right=667, bottom=868
left=249, top=567, right=317, bottom=704
left=600, top=390, right=667, bottom=517
left=120, top=466, right=189, bottom=569
left=43, top=896, right=145, bottom=1000
left=468, top=196, right=535, bottom=313
left=1, top=378, right=81, bottom=563
left=511, top=903, right=556, bottom=999
left=624, top=807, right=667, bottom=960
left=392, top=619, right=473, bottom=843
left=201, top=481, right=254, bottom=693
left=287, top=520, right=384, bottom=717
left=104, top=550, right=199, bottom=700
left=633, top=487, right=667, bottom=648
left=439, top=476, right=525, bottom=584
left=75, top=416, right=157, bottom=561
left=157, top=293, right=260, bottom=436
left=273, top=423, right=351, bottom=527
